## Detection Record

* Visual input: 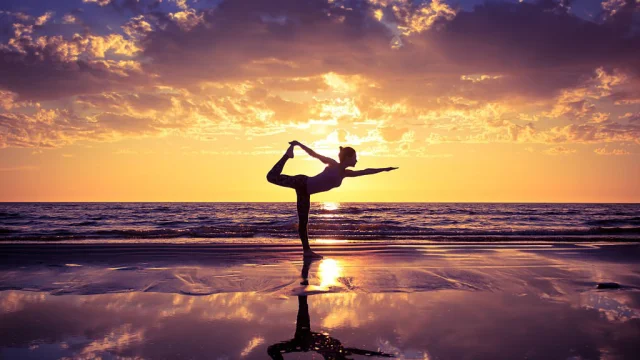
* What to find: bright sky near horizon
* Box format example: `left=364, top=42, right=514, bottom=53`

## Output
left=0, top=0, right=639, bottom=202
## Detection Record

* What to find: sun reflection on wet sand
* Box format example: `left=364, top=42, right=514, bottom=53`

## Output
left=0, top=244, right=640, bottom=358
left=314, top=238, right=347, bottom=244
left=318, top=259, right=343, bottom=288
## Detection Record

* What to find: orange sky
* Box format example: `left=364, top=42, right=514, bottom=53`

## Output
left=0, top=0, right=639, bottom=202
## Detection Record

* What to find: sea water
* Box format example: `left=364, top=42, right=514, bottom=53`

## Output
left=1, top=202, right=638, bottom=242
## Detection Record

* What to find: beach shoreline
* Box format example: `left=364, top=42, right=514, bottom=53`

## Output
left=1, top=241, right=638, bottom=295
left=1, top=241, right=639, bottom=359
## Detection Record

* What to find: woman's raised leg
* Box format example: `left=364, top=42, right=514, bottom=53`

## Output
left=266, top=145, right=296, bottom=187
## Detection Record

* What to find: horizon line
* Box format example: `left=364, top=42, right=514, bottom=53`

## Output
left=1, top=201, right=639, bottom=204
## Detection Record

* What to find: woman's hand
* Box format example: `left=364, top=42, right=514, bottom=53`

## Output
left=289, top=140, right=302, bottom=147
left=385, top=167, right=399, bottom=171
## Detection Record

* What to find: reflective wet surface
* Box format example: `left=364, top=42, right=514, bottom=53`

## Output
left=0, top=243, right=639, bottom=359
left=1, top=288, right=639, bottom=359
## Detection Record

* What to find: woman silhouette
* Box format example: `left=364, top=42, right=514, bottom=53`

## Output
left=266, top=141, right=398, bottom=258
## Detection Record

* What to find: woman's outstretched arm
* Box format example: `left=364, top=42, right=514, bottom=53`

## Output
left=289, top=141, right=337, bottom=165
left=345, top=167, right=398, bottom=177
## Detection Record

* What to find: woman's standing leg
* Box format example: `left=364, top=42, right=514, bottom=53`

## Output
left=296, top=184, right=322, bottom=259
left=296, top=188, right=311, bottom=251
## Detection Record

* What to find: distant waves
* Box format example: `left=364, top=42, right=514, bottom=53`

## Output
left=1, top=202, right=639, bottom=242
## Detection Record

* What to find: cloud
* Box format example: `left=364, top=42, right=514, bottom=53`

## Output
left=169, top=9, right=205, bottom=31
left=0, top=91, right=19, bottom=110
left=1, top=0, right=639, bottom=153
left=4, top=0, right=640, bottom=102
left=0, top=23, right=146, bottom=100
left=35, top=12, right=54, bottom=26
left=83, top=0, right=113, bottom=6
left=95, top=112, right=158, bottom=134
left=122, top=15, right=154, bottom=38
left=601, top=0, right=634, bottom=19
left=418, top=1, right=640, bottom=101
left=134, top=0, right=394, bottom=89
left=544, top=146, right=577, bottom=155
left=543, top=122, right=640, bottom=145
left=619, top=112, right=640, bottom=123
left=594, top=147, right=631, bottom=155
left=172, top=0, right=189, bottom=11
left=0, top=98, right=184, bottom=148
left=386, top=0, right=457, bottom=36
left=75, top=91, right=175, bottom=113
left=460, top=74, right=503, bottom=83
left=129, top=0, right=640, bottom=105
left=62, top=14, right=79, bottom=24
left=1, top=109, right=92, bottom=148
left=590, top=112, right=610, bottom=124
left=542, top=67, right=630, bottom=121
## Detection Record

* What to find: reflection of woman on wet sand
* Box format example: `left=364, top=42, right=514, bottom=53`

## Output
left=267, top=141, right=398, bottom=258
left=267, top=258, right=394, bottom=359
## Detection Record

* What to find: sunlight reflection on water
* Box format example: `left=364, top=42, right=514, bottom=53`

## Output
left=321, top=202, right=340, bottom=211
left=318, top=259, right=343, bottom=288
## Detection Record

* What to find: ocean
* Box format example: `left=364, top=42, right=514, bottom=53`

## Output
left=1, top=203, right=640, bottom=359
left=1, top=202, right=638, bottom=242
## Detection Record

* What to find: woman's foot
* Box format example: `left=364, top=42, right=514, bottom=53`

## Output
left=303, top=249, right=323, bottom=259
left=285, top=145, right=295, bottom=159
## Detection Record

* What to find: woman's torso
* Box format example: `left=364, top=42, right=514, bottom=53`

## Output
left=306, top=165, right=344, bottom=195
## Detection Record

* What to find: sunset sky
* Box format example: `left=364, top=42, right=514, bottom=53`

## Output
left=0, top=0, right=639, bottom=202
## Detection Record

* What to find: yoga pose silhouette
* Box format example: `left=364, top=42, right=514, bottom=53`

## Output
left=267, top=257, right=394, bottom=359
left=266, top=141, right=398, bottom=258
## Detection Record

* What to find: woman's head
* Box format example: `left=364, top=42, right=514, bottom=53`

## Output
left=339, top=146, right=357, bottom=167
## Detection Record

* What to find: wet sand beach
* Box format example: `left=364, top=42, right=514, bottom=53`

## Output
left=1, top=242, right=639, bottom=359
